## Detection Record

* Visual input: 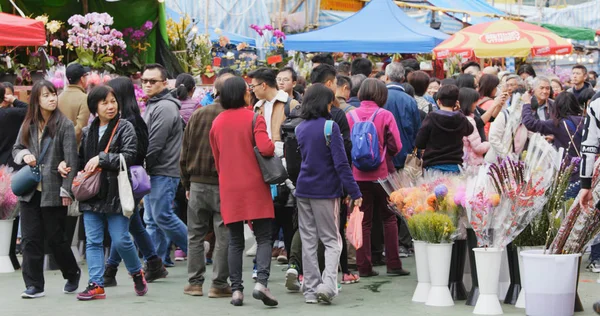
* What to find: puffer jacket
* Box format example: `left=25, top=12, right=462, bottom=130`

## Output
left=78, top=119, right=137, bottom=214
left=463, top=115, right=490, bottom=167
left=179, top=98, right=200, bottom=124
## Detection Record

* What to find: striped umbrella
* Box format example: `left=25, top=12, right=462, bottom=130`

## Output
left=433, top=20, right=573, bottom=59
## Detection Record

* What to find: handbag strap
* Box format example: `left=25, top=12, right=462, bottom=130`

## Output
left=563, top=120, right=581, bottom=157
left=38, top=137, right=53, bottom=163
left=251, top=112, right=258, bottom=146
left=119, top=154, right=127, bottom=172
left=103, top=121, right=120, bottom=154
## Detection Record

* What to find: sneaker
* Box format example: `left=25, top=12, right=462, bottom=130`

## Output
left=76, top=283, right=106, bottom=301
left=594, top=300, right=600, bottom=314
left=184, top=284, right=203, bottom=296
left=132, top=271, right=148, bottom=296
left=252, top=283, right=278, bottom=307
left=299, top=274, right=304, bottom=284
left=21, top=286, right=45, bottom=299
left=208, top=286, right=233, bottom=298
left=341, top=273, right=360, bottom=284
left=387, top=268, right=410, bottom=276
left=164, top=257, right=175, bottom=268
left=246, top=242, right=257, bottom=257
left=252, top=260, right=258, bottom=281
left=277, top=249, right=288, bottom=264
left=399, top=246, right=410, bottom=258
left=338, top=283, right=342, bottom=293
left=174, top=249, right=187, bottom=261
left=231, top=290, right=244, bottom=306
left=305, top=296, right=318, bottom=304
left=285, top=265, right=301, bottom=292
left=588, top=261, right=600, bottom=273
left=144, top=257, right=168, bottom=283
left=359, top=270, right=379, bottom=278
left=271, top=247, right=281, bottom=258
left=317, top=291, right=333, bottom=305
left=103, top=265, right=118, bottom=287
left=206, top=258, right=213, bottom=265
left=64, top=269, right=81, bottom=294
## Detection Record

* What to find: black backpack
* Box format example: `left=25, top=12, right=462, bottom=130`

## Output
left=280, top=99, right=302, bottom=184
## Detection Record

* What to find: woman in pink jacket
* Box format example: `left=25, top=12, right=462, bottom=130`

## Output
left=460, top=88, right=490, bottom=167
left=346, top=79, right=408, bottom=278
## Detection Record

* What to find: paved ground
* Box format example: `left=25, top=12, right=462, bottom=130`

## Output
left=1, top=253, right=600, bottom=316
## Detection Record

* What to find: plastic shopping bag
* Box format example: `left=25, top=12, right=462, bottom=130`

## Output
left=346, top=206, right=364, bottom=250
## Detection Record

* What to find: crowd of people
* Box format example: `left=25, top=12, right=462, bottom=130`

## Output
left=1, top=53, right=600, bottom=309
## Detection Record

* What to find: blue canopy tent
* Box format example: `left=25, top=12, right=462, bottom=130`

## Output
left=426, top=0, right=507, bottom=25
left=283, top=0, right=449, bottom=53
left=166, top=7, right=256, bottom=46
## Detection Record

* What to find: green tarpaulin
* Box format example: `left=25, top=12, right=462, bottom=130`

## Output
left=540, top=23, right=597, bottom=41
left=0, top=0, right=167, bottom=63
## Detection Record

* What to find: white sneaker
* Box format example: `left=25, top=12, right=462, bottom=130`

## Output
left=285, top=267, right=300, bottom=292
left=246, top=242, right=257, bottom=257
left=399, top=246, right=410, bottom=258
left=590, top=262, right=600, bottom=273
left=204, top=241, right=210, bottom=257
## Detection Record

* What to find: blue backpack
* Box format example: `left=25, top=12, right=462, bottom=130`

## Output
left=348, top=109, right=385, bottom=171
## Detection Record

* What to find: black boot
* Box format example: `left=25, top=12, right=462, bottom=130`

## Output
left=103, top=265, right=118, bottom=287
left=145, top=256, right=169, bottom=283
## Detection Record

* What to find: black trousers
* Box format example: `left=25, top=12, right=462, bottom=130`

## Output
left=10, top=216, right=20, bottom=270
left=271, top=202, right=295, bottom=256
left=20, top=191, right=79, bottom=290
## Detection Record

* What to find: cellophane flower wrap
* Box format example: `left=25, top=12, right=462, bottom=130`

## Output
left=470, top=133, right=558, bottom=249
left=0, top=166, right=19, bottom=220
left=550, top=158, right=600, bottom=254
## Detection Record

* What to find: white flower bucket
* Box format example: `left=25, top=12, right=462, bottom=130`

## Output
left=497, top=248, right=510, bottom=300
left=473, top=247, right=503, bottom=315
left=515, top=246, right=545, bottom=308
left=521, top=249, right=581, bottom=316
left=412, top=240, right=431, bottom=303
left=425, top=242, right=454, bottom=307
left=0, top=219, right=15, bottom=273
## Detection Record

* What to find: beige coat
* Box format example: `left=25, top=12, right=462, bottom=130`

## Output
left=58, top=85, right=89, bottom=144
left=253, top=90, right=299, bottom=144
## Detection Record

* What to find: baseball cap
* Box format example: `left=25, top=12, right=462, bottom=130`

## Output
left=66, top=63, right=90, bottom=84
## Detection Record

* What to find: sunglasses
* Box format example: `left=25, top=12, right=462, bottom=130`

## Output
left=141, top=78, right=165, bottom=85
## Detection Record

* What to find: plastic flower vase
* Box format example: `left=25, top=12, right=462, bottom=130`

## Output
left=425, top=242, right=454, bottom=307
left=473, top=247, right=503, bottom=315
left=0, top=219, right=15, bottom=273
left=515, top=246, right=545, bottom=308
left=521, top=250, right=581, bottom=316
left=412, top=240, right=431, bottom=303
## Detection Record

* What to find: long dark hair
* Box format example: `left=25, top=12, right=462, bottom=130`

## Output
left=107, top=77, right=142, bottom=121
left=478, top=74, right=499, bottom=99
left=459, top=88, right=480, bottom=116
left=300, top=84, right=334, bottom=120
left=551, top=92, right=582, bottom=126
left=174, top=73, right=195, bottom=101
left=20, top=80, right=62, bottom=146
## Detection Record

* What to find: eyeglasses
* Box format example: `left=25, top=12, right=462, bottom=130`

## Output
left=248, top=81, right=264, bottom=90
left=141, top=78, right=165, bottom=85
left=276, top=78, right=292, bottom=83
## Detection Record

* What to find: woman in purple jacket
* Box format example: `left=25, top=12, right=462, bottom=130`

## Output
left=295, top=84, right=362, bottom=304
left=174, top=73, right=199, bottom=124
left=521, top=91, right=583, bottom=198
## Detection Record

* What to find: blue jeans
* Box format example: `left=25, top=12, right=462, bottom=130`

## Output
left=106, top=205, right=157, bottom=267
left=84, top=211, right=142, bottom=286
left=144, top=176, right=188, bottom=261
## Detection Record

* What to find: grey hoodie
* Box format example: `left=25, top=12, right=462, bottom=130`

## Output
left=143, top=89, right=183, bottom=177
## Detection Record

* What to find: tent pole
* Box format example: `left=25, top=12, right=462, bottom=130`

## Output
left=279, top=0, right=284, bottom=30
left=83, top=0, right=88, bottom=14
left=205, top=0, right=210, bottom=36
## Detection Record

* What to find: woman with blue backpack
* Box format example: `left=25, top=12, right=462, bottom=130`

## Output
left=295, top=83, right=363, bottom=304
left=346, top=79, right=407, bottom=278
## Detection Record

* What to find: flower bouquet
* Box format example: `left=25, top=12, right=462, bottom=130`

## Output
left=0, top=166, right=18, bottom=221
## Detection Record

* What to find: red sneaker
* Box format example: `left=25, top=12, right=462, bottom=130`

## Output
left=77, top=283, right=105, bottom=301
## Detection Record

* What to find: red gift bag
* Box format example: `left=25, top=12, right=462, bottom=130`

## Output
left=346, top=206, right=363, bottom=249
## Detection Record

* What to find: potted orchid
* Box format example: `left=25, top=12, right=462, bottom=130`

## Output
left=249, top=24, right=289, bottom=68
left=118, top=21, right=154, bottom=75
left=66, top=12, right=126, bottom=72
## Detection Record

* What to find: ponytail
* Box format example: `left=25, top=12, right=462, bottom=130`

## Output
left=174, top=73, right=196, bottom=101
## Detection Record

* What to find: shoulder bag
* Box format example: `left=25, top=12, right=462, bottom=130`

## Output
left=11, top=137, right=52, bottom=196
left=252, top=113, right=288, bottom=185
left=72, top=121, right=119, bottom=201
left=403, top=148, right=423, bottom=180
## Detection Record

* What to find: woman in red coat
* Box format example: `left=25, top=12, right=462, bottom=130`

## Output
left=209, top=76, right=278, bottom=307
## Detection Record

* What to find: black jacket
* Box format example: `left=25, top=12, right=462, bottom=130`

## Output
left=78, top=119, right=137, bottom=214
left=0, top=102, right=27, bottom=168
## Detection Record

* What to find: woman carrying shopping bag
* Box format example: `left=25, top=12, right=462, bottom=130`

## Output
left=75, top=85, right=147, bottom=300
left=295, top=84, right=362, bottom=304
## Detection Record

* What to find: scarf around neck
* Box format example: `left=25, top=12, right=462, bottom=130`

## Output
left=84, top=114, right=120, bottom=163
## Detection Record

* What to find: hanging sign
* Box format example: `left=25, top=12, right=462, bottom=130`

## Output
left=320, top=0, right=363, bottom=12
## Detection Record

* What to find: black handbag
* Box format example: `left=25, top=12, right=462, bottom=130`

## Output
left=11, top=138, right=52, bottom=196
left=252, top=113, right=288, bottom=185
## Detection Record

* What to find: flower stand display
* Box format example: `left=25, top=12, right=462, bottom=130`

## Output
left=448, top=239, right=468, bottom=301
left=426, top=242, right=454, bottom=307
left=521, top=249, right=581, bottom=316
left=412, top=240, right=431, bottom=303
left=466, top=229, right=480, bottom=306
left=473, top=247, right=503, bottom=315
left=0, top=219, right=15, bottom=273
left=503, top=243, right=521, bottom=305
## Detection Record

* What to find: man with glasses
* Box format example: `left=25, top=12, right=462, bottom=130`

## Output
left=141, top=63, right=188, bottom=266
left=277, top=67, right=302, bottom=103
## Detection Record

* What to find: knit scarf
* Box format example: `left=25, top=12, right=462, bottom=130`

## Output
left=84, top=114, right=120, bottom=163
